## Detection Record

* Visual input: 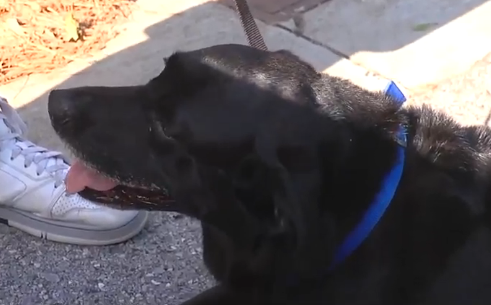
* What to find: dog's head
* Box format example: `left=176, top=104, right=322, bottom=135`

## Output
left=48, top=44, right=403, bottom=239
left=48, top=44, right=323, bottom=208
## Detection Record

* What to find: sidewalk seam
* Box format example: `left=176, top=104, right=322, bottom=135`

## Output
left=273, top=23, right=412, bottom=93
left=275, top=23, right=349, bottom=59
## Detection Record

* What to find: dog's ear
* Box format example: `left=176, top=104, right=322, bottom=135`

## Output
left=149, top=52, right=214, bottom=97
left=142, top=52, right=218, bottom=119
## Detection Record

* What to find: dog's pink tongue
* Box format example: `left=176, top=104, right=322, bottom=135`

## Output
left=65, top=160, right=117, bottom=193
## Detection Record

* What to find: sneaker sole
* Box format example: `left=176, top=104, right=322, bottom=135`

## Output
left=0, top=207, right=149, bottom=246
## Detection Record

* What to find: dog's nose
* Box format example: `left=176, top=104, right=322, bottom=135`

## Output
left=48, top=89, right=69, bottom=117
left=48, top=89, right=74, bottom=120
left=47, top=88, right=88, bottom=133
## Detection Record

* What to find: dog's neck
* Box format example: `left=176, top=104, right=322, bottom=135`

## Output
left=282, top=82, right=409, bottom=285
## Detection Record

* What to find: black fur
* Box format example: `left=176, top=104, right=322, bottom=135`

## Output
left=48, top=44, right=491, bottom=305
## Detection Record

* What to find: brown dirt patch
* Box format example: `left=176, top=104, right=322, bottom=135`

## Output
left=0, top=0, right=136, bottom=86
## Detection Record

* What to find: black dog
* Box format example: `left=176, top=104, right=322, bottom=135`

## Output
left=48, top=44, right=491, bottom=305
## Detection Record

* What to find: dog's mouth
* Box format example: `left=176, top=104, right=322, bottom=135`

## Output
left=67, top=160, right=176, bottom=211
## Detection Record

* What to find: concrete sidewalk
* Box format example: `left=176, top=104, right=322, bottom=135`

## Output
left=0, top=0, right=490, bottom=304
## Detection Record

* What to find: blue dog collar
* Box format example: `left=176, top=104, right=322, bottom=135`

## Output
left=329, top=81, right=407, bottom=270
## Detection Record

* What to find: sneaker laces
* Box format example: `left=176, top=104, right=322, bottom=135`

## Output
left=0, top=96, right=69, bottom=188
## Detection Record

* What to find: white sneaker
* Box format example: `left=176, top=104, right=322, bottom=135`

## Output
left=0, top=96, right=148, bottom=245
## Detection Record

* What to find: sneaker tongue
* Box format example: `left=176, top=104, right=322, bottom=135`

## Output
left=0, top=118, right=28, bottom=148
left=0, top=118, right=67, bottom=170
left=66, top=160, right=118, bottom=193
left=0, top=118, right=13, bottom=135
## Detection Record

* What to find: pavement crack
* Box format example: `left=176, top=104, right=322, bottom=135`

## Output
left=275, top=23, right=349, bottom=60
